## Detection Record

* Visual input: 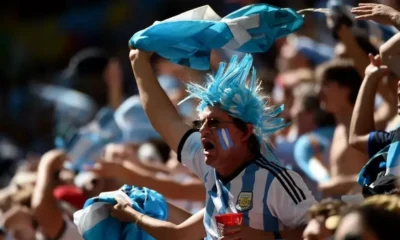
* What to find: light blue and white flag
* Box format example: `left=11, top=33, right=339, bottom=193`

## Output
left=129, top=4, right=304, bottom=70
left=386, top=140, right=400, bottom=176
left=74, top=185, right=168, bottom=240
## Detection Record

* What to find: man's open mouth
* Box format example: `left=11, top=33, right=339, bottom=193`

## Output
left=203, top=141, right=215, bottom=151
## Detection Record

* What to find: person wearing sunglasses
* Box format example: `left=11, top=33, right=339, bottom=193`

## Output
left=123, top=49, right=316, bottom=240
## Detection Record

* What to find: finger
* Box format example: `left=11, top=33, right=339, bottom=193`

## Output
left=222, top=226, right=241, bottom=233
left=354, top=14, right=375, bottom=20
left=358, top=3, right=377, bottom=6
left=368, top=53, right=375, bottom=64
left=351, top=10, right=373, bottom=14
left=374, top=54, right=382, bottom=66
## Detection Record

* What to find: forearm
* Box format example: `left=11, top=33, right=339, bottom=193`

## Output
left=338, top=27, right=369, bottom=77
left=31, top=163, right=63, bottom=237
left=121, top=162, right=206, bottom=201
left=134, top=160, right=171, bottom=175
left=381, top=33, right=400, bottom=59
left=131, top=57, right=182, bottom=138
left=167, top=202, right=193, bottom=224
left=31, top=164, right=59, bottom=210
left=124, top=207, right=182, bottom=240
left=391, top=14, right=400, bottom=31
left=349, top=75, right=380, bottom=148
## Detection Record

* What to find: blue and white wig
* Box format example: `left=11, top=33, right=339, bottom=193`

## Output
left=179, top=54, right=288, bottom=164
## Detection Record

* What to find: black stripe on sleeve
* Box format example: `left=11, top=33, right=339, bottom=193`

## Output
left=259, top=159, right=303, bottom=203
left=255, top=160, right=300, bottom=204
left=269, top=161, right=306, bottom=201
left=177, top=129, right=199, bottom=162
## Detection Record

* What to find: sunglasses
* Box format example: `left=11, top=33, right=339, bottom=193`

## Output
left=192, top=118, right=234, bottom=129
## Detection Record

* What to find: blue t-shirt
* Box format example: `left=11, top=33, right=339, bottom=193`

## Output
left=368, top=130, right=397, bottom=158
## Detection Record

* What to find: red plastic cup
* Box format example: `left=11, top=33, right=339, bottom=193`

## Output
left=215, top=213, right=243, bottom=236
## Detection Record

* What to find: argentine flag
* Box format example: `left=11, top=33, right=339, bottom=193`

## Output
left=74, top=185, right=168, bottom=240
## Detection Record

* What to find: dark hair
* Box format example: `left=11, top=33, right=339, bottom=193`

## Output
left=342, top=204, right=400, bottom=239
left=147, top=139, right=171, bottom=164
left=232, top=117, right=261, bottom=156
left=316, top=59, right=362, bottom=105
left=303, top=94, right=336, bottom=127
left=352, top=28, right=379, bottom=56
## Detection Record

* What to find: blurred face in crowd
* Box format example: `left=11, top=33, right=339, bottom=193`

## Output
left=335, top=212, right=378, bottom=240
left=290, top=89, right=316, bottom=134
left=198, top=105, right=253, bottom=169
left=278, top=42, right=311, bottom=72
left=103, top=143, right=138, bottom=162
left=318, top=80, right=350, bottom=114
left=303, top=217, right=333, bottom=240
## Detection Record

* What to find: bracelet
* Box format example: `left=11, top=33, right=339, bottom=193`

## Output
left=135, top=214, right=144, bottom=225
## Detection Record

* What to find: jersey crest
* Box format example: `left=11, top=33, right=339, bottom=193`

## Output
left=235, top=192, right=253, bottom=212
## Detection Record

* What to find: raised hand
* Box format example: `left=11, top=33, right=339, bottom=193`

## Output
left=365, top=54, right=390, bottom=79
left=351, top=3, right=400, bottom=26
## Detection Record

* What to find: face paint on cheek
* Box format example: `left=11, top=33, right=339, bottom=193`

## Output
left=216, top=128, right=234, bottom=151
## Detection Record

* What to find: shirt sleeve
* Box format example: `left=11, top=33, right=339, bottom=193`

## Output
left=294, top=136, right=329, bottom=183
left=267, top=169, right=317, bottom=229
left=177, top=129, right=208, bottom=180
left=368, top=130, right=396, bottom=158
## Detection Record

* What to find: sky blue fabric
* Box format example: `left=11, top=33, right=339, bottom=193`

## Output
left=294, top=36, right=334, bottom=65
left=294, top=127, right=335, bottom=184
left=129, top=4, right=304, bottom=70
left=386, top=140, right=400, bottom=175
left=79, top=185, right=168, bottom=240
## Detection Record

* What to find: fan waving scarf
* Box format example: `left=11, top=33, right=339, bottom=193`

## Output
left=129, top=4, right=304, bottom=70
left=73, top=185, right=168, bottom=240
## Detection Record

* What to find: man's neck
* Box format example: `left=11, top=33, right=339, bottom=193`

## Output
left=334, top=105, right=354, bottom=127
left=215, top=150, right=256, bottom=179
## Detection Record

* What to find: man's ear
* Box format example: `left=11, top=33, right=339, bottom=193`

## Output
left=240, top=124, right=254, bottom=142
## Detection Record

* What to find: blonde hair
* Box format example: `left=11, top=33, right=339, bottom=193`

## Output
left=362, top=195, right=400, bottom=214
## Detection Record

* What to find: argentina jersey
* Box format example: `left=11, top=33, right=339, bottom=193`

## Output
left=178, top=130, right=317, bottom=239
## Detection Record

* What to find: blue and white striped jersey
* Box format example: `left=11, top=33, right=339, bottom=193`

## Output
left=177, top=130, right=317, bottom=239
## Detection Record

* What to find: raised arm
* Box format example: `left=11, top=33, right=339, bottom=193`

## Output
left=349, top=54, right=390, bottom=153
left=380, top=32, right=400, bottom=72
left=129, top=49, right=191, bottom=152
left=30, top=150, right=65, bottom=239
left=89, top=160, right=206, bottom=201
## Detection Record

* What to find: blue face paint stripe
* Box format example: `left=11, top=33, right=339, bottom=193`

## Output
left=263, top=172, right=279, bottom=231
left=216, top=129, right=228, bottom=150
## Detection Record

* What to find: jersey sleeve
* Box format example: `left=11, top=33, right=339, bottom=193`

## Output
left=368, top=130, right=396, bottom=158
left=294, top=136, right=330, bottom=183
left=177, top=129, right=208, bottom=180
left=267, top=169, right=317, bottom=229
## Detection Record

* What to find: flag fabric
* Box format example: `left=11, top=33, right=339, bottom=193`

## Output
left=129, top=4, right=304, bottom=70
left=73, top=185, right=168, bottom=240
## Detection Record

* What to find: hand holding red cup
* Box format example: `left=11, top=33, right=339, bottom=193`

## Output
left=216, top=213, right=243, bottom=236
